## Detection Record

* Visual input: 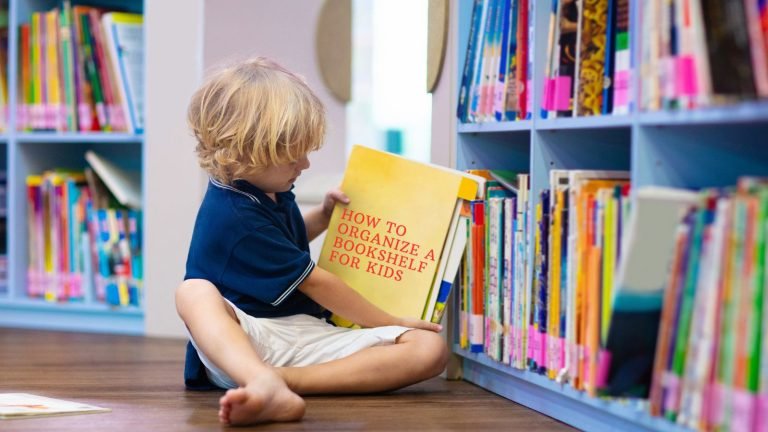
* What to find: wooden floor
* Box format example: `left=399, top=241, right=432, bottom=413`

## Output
left=0, top=328, right=573, bottom=431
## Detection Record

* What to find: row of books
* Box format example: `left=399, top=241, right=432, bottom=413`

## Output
left=640, top=0, right=768, bottom=111
left=456, top=170, right=768, bottom=430
left=640, top=180, right=768, bottom=432
left=457, top=0, right=534, bottom=123
left=541, top=0, right=631, bottom=117
left=457, top=169, right=631, bottom=394
left=18, top=2, right=143, bottom=133
left=25, top=157, right=142, bottom=307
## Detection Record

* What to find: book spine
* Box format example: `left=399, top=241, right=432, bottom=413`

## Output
left=469, top=0, right=493, bottom=123
left=458, top=0, right=484, bottom=123
left=502, top=198, right=514, bottom=364
left=492, top=0, right=512, bottom=121
left=503, top=0, right=519, bottom=121
left=470, top=200, right=486, bottom=352
left=60, top=2, right=77, bottom=131
left=79, top=12, right=107, bottom=131
left=601, top=0, right=617, bottom=114
left=575, top=0, right=608, bottom=116
left=611, top=0, right=630, bottom=115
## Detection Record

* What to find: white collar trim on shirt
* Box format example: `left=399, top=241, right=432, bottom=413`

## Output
left=210, top=178, right=261, bottom=204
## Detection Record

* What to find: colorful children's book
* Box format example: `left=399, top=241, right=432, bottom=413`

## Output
left=603, top=186, right=698, bottom=397
left=101, top=12, right=144, bottom=134
left=0, top=393, right=110, bottom=419
left=318, top=145, right=483, bottom=326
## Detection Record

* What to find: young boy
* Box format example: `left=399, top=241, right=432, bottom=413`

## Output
left=176, top=57, right=448, bottom=426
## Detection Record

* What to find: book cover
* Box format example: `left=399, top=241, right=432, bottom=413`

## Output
left=318, top=145, right=481, bottom=325
left=575, top=0, right=608, bottom=116
left=0, top=393, right=109, bottom=419
left=603, top=186, right=698, bottom=398
left=76, top=7, right=107, bottom=131
left=700, top=0, right=756, bottom=102
left=84, top=150, right=141, bottom=210
left=457, top=0, right=484, bottom=123
left=554, top=0, right=578, bottom=117
left=101, top=12, right=144, bottom=134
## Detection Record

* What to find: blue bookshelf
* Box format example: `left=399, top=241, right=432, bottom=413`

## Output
left=14, top=132, right=144, bottom=144
left=458, top=119, right=532, bottom=133
left=451, top=0, right=768, bottom=431
left=0, top=0, right=145, bottom=335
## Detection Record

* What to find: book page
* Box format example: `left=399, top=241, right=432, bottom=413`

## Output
left=0, top=393, right=110, bottom=419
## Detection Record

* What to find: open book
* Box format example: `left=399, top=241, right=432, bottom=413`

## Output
left=0, top=393, right=110, bottom=419
left=318, top=145, right=483, bottom=326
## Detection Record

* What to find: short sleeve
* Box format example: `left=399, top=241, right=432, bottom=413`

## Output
left=221, top=226, right=315, bottom=306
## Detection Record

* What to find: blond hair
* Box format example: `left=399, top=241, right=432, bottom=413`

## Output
left=188, top=57, right=326, bottom=184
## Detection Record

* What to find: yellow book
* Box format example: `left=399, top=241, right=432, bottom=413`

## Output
left=46, top=10, right=62, bottom=131
left=31, top=12, right=42, bottom=129
left=318, top=145, right=481, bottom=326
left=547, top=187, right=564, bottom=380
left=600, top=188, right=616, bottom=345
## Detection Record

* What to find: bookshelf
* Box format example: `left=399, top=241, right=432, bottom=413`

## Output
left=0, top=0, right=145, bottom=334
left=451, top=1, right=768, bottom=431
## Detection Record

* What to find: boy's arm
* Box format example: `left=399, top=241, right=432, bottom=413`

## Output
left=304, top=188, right=349, bottom=241
left=299, top=266, right=442, bottom=332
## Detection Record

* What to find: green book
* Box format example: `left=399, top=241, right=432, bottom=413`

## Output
left=79, top=12, right=107, bottom=130
left=60, top=1, right=77, bottom=131
left=667, top=194, right=712, bottom=421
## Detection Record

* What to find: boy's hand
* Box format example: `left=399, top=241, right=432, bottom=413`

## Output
left=322, top=188, right=350, bottom=219
left=397, top=317, right=443, bottom=333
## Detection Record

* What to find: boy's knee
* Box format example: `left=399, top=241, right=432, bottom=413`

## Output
left=404, top=330, right=449, bottom=377
left=175, top=279, right=219, bottom=318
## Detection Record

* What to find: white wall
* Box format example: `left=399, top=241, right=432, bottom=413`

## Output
left=431, top=0, right=461, bottom=379
left=430, top=0, right=457, bottom=169
left=144, top=0, right=206, bottom=338
left=202, top=0, right=347, bottom=176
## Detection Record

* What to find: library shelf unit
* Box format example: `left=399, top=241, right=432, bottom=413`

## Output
left=0, top=0, right=145, bottom=335
left=451, top=1, right=768, bottom=431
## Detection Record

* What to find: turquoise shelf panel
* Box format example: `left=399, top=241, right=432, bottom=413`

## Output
left=14, top=133, right=144, bottom=144
left=458, top=120, right=533, bottom=133
left=0, top=299, right=143, bottom=335
left=637, top=102, right=768, bottom=126
left=455, top=347, right=692, bottom=432
left=536, top=115, right=633, bottom=130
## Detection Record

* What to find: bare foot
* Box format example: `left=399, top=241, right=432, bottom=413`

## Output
left=218, top=370, right=306, bottom=425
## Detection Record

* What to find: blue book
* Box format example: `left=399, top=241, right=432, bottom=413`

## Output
left=601, top=0, right=617, bottom=114
left=457, top=0, right=484, bottom=123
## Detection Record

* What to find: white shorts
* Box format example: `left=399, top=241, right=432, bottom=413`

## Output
left=188, top=300, right=413, bottom=389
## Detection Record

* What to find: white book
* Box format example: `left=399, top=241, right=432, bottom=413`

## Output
left=430, top=216, right=470, bottom=325
left=502, top=197, right=514, bottom=364
left=423, top=200, right=463, bottom=321
left=0, top=393, right=110, bottom=419
left=101, top=12, right=144, bottom=134
left=85, top=150, right=142, bottom=210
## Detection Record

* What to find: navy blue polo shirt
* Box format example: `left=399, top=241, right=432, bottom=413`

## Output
left=183, top=178, right=326, bottom=389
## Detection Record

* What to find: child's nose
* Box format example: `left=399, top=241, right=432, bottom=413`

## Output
left=299, top=155, right=310, bottom=170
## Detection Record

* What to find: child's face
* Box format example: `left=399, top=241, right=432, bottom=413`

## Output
left=242, top=154, right=311, bottom=193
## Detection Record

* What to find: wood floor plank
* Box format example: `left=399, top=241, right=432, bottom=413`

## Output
left=0, top=329, right=573, bottom=431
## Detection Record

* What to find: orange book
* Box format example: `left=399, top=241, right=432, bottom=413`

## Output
left=586, top=246, right=602, bottom=396
left=649, top=225, right=692, bottom=416
left=573, top=179, right=627, bottom=390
